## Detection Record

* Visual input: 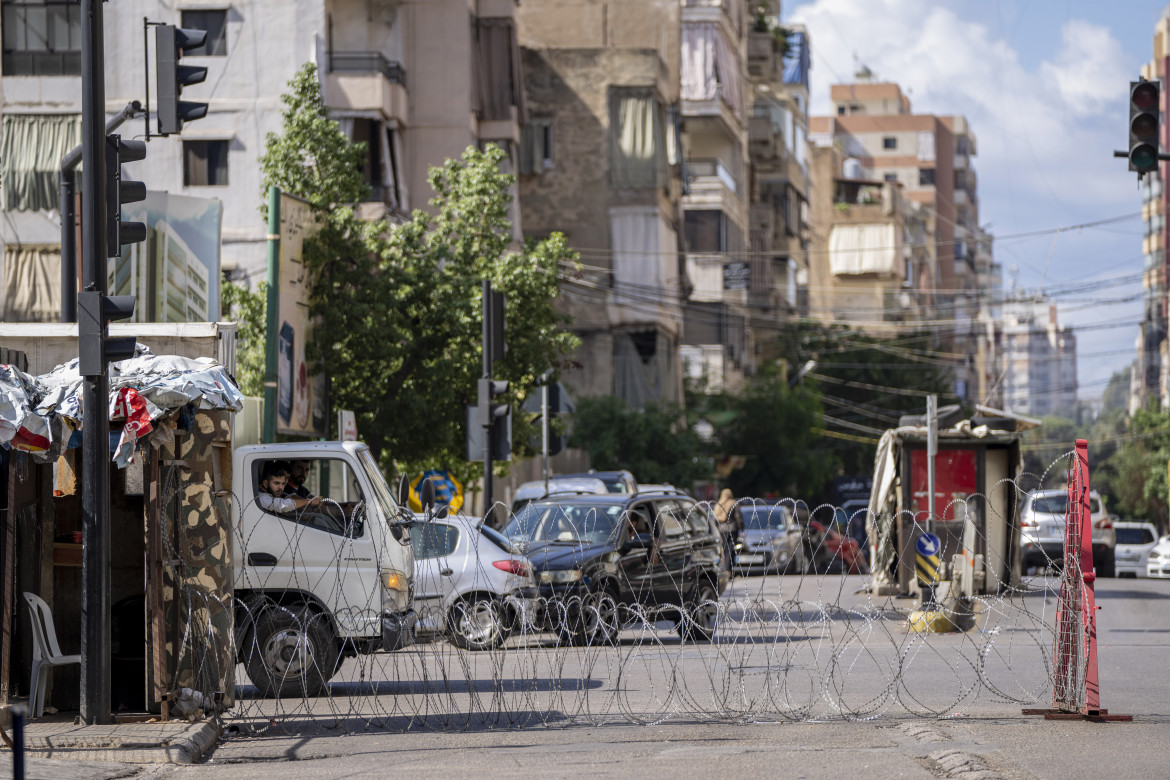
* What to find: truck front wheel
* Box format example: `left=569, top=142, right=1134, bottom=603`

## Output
left=244, top=606, right=340, bottom=698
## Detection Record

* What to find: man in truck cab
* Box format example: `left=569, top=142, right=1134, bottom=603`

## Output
left=258, top=461, right=322, bottom=513
left=284, top=459, right=315, bottom=500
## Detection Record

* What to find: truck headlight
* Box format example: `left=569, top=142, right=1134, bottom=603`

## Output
left=381, top=568, right=409, bottom=612
left=539, top=569, right=583, bottom=584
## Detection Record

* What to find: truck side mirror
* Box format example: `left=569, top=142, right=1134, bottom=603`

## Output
left=397, top=474, right=410, bottom=508
left=420, top=478, right=436, bottom=514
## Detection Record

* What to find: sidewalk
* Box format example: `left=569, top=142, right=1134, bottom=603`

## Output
left=12, top=719, right=219, bottom=765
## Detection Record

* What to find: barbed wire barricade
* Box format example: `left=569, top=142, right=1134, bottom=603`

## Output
left=151, top=453, right=1098, bottom=733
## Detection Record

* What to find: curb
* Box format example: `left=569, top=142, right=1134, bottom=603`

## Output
left=20, top=720, right=221, bottom=764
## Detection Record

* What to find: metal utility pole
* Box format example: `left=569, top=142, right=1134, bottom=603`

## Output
left=926, top=394, right=937, bottom=535
left=541, top=372, right=551, bottom=495
left=79, top=0, right=112, bottom=724
left=482, top=280, right=494, bottom=515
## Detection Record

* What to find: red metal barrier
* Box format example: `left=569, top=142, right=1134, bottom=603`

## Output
left=1024, top=440, right=1130, bottom=722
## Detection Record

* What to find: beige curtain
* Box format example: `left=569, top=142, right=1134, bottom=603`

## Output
left=609, top=91, right=666, bottom=189
left=2, top=244, right=62, bottom=321
left=1, top=114, right=82, bottom=212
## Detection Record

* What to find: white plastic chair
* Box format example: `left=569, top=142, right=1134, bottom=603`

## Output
left=23, top=592, right=81, bottom=718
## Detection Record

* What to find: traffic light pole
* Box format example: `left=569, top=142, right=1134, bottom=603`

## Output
left=482, top=280, right=494, bottom=520
left=80, top=0, right=113, bottom=725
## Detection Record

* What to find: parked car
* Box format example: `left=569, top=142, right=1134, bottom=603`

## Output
left=734, top=501, right=804, bottom=574
left=1019, top=489, right=1116, bottom=577
left=500, top=491, right=730, bottom=645
left=1113, top=521, right=1160, bottom=578
left=1146, top=534, right=1170, bottom=579
left=557, top=470, right=638, bottom=495
left=803, top=519, right=869, bottom=574
left=411, top=514, right=538, bottom=650
left=511, top=477, right=608, bottom=514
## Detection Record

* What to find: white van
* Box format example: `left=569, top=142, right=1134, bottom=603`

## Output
left=233, top=441, right=416, bottom=697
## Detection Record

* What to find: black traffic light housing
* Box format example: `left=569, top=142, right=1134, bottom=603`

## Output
left=106, top=134, right=148, bottom=257
left=155, top=24, right=209, bottom=135
left=1129, top=79, right=1161, bottom=175
left=78, top=292, right=137, bottom=377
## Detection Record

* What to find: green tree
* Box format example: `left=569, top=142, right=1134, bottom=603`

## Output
left=711, top=372, right=834, bottom=498
left=1101, top=406, right=1170, bottom=524
left=221, top=280, right=266, bottom=397
left=767, top=322, right=955, bottom=501
left=569, top=396, right=711, bottom=486
left=260, top=63, right=579, bottom=481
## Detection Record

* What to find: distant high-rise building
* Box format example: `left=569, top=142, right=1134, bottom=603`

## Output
left=999, top=298, right=1077, bottom=417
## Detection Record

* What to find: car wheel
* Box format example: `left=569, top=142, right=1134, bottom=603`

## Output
left=244, top=605, right=339, bottom=699
left=676, top=582, right=719, bottom=642
left=447, top=595, right=507, bottom=651
left=565, top=587, right=621, bottom=646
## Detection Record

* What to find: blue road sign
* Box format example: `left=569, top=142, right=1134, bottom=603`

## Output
left=916, top=533, right=941, bottom=558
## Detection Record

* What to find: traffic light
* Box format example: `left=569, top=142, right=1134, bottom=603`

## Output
left=155, top=24, right=208, bottom=135
left=78, top=292, right=137, bottom=377
left=1129, top=79, right=1160, bottom=174
left=106, top=134, right=147, bottom=257
left=472, top=377, right=512, bottom=462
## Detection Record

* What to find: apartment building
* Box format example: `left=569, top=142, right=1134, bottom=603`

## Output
left=516, top=0, right=684, bottom=406
left=999, top=297, right=1077, bottom=417
left=0, top=0, right=526, bottom=317
left=1133, top=8, right=1170, bottom=412
left=808, top=72, right=993, bottom=402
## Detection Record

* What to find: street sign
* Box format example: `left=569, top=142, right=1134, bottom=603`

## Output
left=916, top=532, right=942, bottom=587
left=409, top=470, right=464, bottom=513
left=338, top=409, right=357, bottom=442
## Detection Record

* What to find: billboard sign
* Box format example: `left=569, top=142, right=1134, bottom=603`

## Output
left=276, top=192, right=328, bottom=437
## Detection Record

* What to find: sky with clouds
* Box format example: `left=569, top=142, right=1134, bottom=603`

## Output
left=784, top=0, right=1168, bottom=402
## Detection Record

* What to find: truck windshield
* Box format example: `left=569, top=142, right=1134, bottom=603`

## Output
left=357, top=446, right=404, bottom=526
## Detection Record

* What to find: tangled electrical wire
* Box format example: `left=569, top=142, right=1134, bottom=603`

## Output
left=152, top=455, right=1089, bottom=733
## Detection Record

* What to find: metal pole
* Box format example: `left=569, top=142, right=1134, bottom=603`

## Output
left=926, top=395, right=937, bottom=536
left=263, top=187, right=280, bottom=442
left=482, top=279, right=493, bottom=519
left=11, top=703, right=25, bottom=780
left=59, top=175, right=76, bottom=322
left=80, top=0, right=113, bottom=725
left=541, top=378, right=550, bottom=493
left=59, top=101, right=142, bottom=323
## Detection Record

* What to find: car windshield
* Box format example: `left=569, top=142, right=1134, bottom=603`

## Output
left=356, top=446, right=403, bottom=525
left=742, top=506, right=790, bottom=530
left=1030, top=496, right=1067, bottom=515
left=1116, top=527, right=1156, bottom=545
left=479, top=523, right=522, bottom=554
left=1031, top=495, right=1102, bottom=515
left=502, top=502, right=625, bottom=544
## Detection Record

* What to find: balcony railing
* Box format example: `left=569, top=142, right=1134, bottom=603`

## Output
left=683, top=0, right=741, bottom=34
left=687, top=158, right=738, bottom=194
left=328, top=51, right=405, bottom=86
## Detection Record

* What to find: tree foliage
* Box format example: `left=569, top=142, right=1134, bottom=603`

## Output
left=569, top=396, right=711, bottom=486
left=769, top=323, right=956, bottom=497
left=259, top=63, right=579, bottom=480
left=708, top=371, right=834, bottom=498
left=221, top=280, right=266, bottom=397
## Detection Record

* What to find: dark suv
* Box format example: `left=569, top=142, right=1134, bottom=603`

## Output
left=501, top=491, right=730, bottom=645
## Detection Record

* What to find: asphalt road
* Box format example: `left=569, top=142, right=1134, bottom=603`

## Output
left=23, top=573, right=1170, bottom=779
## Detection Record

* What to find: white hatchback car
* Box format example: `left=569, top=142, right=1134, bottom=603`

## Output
left=410, top=514, right=538, bottom=650
left=1146, top=534, right=1170, bottom=579
left=1114, top=521, right=1159, bottom=578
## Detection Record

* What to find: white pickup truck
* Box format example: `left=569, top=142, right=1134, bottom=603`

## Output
left=232, top=441, right=416, bottom=697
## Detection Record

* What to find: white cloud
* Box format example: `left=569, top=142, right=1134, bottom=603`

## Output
left=1041, top=20, right=1129, bottom=118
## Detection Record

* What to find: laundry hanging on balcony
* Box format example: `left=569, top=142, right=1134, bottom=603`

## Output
left=681, top=22, right=743, bottom=119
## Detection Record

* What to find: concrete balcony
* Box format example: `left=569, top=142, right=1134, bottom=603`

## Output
left=476, top=104, right=522, bottom=148
left=324, top=51, right=407, bottom=125
left=682, top=0, right=742, bottom=41
left=748, top=114, right=777, bottom=158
